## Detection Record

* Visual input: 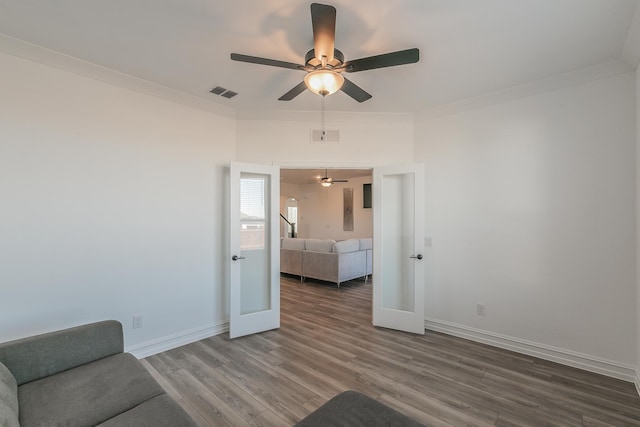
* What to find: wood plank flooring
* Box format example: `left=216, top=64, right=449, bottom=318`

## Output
left=142, top=275, right=640, bottom=426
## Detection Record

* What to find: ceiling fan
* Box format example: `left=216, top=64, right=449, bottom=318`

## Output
left=320, top=169, right=348, bottom=187
left=230, top=3, right=419, bottom=102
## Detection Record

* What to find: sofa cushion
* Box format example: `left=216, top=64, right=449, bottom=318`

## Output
left=305, top=239, right=335, bottom=252
left=282, top=237, right=306, bottom=250
left=332, top=239, right=360, bottom=254
left=358, top=238, right=373, bottom=250
left=19, top=352, right=164, bottom=427
left=97, top=394, right=197, bottom=427
left=0, top=362, right=18, bottom=427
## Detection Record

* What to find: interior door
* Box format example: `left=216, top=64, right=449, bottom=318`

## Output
left=229, top=162, right=280, bottom=339
left=372, top=163, right=425, bottom=334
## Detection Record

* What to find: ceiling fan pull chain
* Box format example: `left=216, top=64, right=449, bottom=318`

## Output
left=321, top=94, right=326, bottom=141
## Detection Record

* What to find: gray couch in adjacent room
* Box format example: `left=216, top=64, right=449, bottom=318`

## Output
left=280, top=237, right=373, bottom=287
left=0, top=320, right=197, bottom=427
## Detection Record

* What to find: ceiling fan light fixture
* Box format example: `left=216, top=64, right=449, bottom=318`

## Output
left=321, top=180, right=332, bottom=187
left=304, top=69, right=344, bottom=96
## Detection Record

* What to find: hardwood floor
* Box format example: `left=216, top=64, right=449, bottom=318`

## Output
left=142, top=275, right=640, bottom=426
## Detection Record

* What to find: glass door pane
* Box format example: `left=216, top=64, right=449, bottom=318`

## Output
left=381, top=173, right=415, bottom=312
left=240, top=173, right=271, bottom=315
left=229, top=161, right=279, bottom=339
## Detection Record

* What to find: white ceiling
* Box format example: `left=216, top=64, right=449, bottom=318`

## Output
left=0, top=0, right=637, bottom=114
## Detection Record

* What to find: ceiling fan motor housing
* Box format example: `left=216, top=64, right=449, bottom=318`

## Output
left=305, top=49, right=344, bottom=69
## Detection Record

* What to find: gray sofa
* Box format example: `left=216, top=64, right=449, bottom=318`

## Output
left=0, top=320, right=197, bottom=427
left=281, top=237, right=373, bottom=287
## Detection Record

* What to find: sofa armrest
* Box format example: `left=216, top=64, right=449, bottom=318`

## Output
left=0, top=320, right=124, bottom=385
left=338, top=251, right=367, bottom=281
left=303, top=251, right=339, bottom=283
left=281, top=248, right=303, bottom=275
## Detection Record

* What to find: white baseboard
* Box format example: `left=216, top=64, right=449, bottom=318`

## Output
left=126, top=321, right=229, bottom=359
left=425, top=317, right=637, bottom=383
left=123, top=317, right=637, bottom=389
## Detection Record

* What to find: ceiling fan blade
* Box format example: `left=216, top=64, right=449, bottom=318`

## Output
left=278, top=81, right=308, bottom=101
left=332, top=179, right=348, bottom=182
left=231, top=53, right=304, bottom=70
left=340, top=77, right=372, bottom=103
left=342, top=48, right=419, bottom=73
left=311, top=3, right=336, bottom=62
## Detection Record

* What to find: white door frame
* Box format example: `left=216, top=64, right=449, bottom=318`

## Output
left=275, top=162, right=426, bottom=334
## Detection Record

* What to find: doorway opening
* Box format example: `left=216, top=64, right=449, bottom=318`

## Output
left=280, top=167, right=373, bottom=322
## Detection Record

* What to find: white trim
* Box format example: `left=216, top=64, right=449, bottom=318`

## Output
left=275, top=161, right=376, bottom=170
left=2, top=32, right=629, bottom=123
left=0, top=32, right=236, bottom=118
left=415, top=60, right=632, bottom=122
left=236, top=109, right=414, bottom=123
left=126, top=321, right=229, bottom=359
left=635, top=368, right=640, bottom=396
left=425, top=317, right=637, bottom=383
left=621, top=2, right=640, bottom=69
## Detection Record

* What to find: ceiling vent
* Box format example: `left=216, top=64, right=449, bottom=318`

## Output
left=311, top=129, right=340, bottom=143
left=209, top=86, right=238, bottom=99
left=221, top=90, right=237, bottom=99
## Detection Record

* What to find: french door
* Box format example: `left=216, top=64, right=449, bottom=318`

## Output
left=372, top=163, right=425, bottom=334
left=229, top=162, right=280, bottom=338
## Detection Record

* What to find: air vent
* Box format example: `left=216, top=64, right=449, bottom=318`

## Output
left=209, top=86, right=238, bottom=99
left=311, top=129, right=340, bottom=143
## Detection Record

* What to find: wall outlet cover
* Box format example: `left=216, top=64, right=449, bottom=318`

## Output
left=133, top=315, right=143, bottom=329
left=476, top=304, right=486, bottom=316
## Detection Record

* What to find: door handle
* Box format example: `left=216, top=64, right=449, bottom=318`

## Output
left=410, top=254, right=423, bottom=260
left=232, top=255, right=245, bottom=261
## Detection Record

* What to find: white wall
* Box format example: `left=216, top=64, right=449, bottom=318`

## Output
left=0, top=51, right=235, bottom=350
left=238, top=113, right=410, bottom=240
left=416, top=73, right=637, bottom=369
left=235, top=113, right=414, bottom=166
left=294, top=176, right=372, bottom=240
left=4, top=44, right=637, bottom=382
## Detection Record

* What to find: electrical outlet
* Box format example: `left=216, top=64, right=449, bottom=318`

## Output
left=133, top=315, right=143, bottom=329
left=476, top=304, right=486, bottom=316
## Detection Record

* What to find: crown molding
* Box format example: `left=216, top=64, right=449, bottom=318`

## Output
left=0, top=32, right=236, bottom=119
left=415, top=60, right=633, bottom=122
left=236, top=108, right=414, bottom=123
left=622, top=2, right=640, bottom=69
left=2, top=31, right=633, bottom=125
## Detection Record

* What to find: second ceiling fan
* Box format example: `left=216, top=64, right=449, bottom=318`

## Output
left=320, top=169, right=347, bottom=187
left=230, top=3, right=420, bottom=103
